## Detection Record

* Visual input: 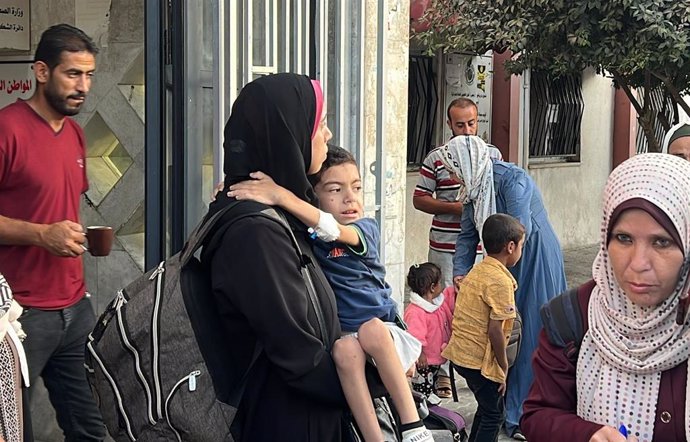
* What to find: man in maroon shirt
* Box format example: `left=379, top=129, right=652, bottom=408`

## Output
left=0, top=24, right=105, bottom=440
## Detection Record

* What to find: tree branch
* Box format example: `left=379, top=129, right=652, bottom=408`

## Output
left=651, top=71, right=690, bottom=120
left=611, top=70, right=644, bottom=116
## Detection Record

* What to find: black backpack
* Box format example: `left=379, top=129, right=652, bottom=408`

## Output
left=506, top=310, right=522, bottom=368
left=539, top=287, right=583, bottom=361
left=84, top=202, right=320, bottom=441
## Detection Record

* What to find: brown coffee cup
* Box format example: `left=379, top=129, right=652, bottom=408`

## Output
left=86, top=226, right=114, bottom=257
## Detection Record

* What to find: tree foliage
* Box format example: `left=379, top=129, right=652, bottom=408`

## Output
left=413, top=0, right=690, bottom=152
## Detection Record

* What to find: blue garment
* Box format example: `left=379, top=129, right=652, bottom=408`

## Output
left=313, top=217, right=397, bottom=332
left=453, top=160, right=567, bottom=432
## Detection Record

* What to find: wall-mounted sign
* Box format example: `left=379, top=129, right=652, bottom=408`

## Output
left=0, top=60, right=34, bottom=109
left=443, top=52, right=494, bottom=143
left=76, top=0, right=111, bottom=48
left=0, top=0, right=29, bottom=51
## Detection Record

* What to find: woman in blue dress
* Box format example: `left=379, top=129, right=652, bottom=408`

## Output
left=443, top=135, right=567, bottom=440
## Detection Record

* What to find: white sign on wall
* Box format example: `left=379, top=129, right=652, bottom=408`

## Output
left=75, top=0, right=111, bottom=48
left=0, top=60, right=34, bottom=110
left=0, top=0, right=29, bottom=51
left=443, top=52, right=493, bottom=143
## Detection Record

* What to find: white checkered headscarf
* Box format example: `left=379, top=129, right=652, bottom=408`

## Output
left=0, top=275, right=12, bottom=319
left=577, top=153, right=690, bottom=441
left=441, top=135, right=496, bottom=239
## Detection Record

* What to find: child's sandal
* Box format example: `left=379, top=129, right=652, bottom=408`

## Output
left=434, top=375, right=453, bottom=398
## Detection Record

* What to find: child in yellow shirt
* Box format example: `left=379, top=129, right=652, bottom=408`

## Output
left=442, top=213, right=525, bottom=442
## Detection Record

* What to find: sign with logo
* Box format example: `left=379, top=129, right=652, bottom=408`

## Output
left=443, top=52, right=493, bottom=143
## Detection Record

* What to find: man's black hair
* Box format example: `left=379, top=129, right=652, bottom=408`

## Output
left=446, top=97, right=477, bottom=121
left=309, top=145, right=358, bottom=186
left=482, top=213, right=525, bottom=254
left=34, top=24, right=98, bottom=69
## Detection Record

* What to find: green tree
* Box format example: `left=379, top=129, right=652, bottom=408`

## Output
left=414, top=0, right=690, bottom=152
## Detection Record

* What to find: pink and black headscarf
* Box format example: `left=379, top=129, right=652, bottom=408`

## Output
left=222, top=73, right=323, bottom=206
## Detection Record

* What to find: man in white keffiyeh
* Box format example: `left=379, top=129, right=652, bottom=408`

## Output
left=522, top=153, right=690, bottom=442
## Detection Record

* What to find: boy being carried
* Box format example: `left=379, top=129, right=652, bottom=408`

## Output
left=229, top=146, right=432, bottom=442
left=442, top=213, right=524, bottom=442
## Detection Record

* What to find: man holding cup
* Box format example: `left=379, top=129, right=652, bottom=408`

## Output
left=0, top=25, right=106, bottom=440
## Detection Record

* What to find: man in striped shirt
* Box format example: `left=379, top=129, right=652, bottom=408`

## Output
left=413, top=98, right=501, bottom=288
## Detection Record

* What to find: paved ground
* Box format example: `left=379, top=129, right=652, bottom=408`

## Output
left=439, top=243, right=599, bottom=441
left=33, top=244, right=600, bottom=442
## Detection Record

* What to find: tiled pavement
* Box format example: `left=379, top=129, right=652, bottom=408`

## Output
left=438, top=243, right=599, bottom=442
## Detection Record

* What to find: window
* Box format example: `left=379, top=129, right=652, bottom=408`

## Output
left=225, top=0, right=363, bottom=158
left=407, top=54, right=439, bottom=165
left=635, top=87, right=675, bottom=154
left=529, top=71, right=584, bottom=161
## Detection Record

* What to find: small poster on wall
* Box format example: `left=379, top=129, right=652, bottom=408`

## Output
left=76, top=0, right=111, bottom=48
left=0, top=0, right=30, bottom=51
left=443, top=52, right=493, bottom=143
left=0, top=60, right=34, bottom=109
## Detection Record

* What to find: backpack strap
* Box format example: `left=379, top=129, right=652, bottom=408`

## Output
left=180, top=201, right=242, bottom=266
left=257, top=208, right=329, bottom=343
left=539, top=287, right=583, bottom=361
left=213, top=206, right=330, bottom=407
left=198, top=204, right=329, bottom=342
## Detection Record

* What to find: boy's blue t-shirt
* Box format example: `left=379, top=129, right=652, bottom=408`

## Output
left=312, top=217, right=396, bottom=332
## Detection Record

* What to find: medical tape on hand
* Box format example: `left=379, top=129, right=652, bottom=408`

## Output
left=313, top=210, right=340, bottom=242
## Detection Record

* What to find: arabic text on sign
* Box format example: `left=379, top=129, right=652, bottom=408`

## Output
left=0, top=7, right=24, bottom=18
left=0, top=79, right=33, bottom=94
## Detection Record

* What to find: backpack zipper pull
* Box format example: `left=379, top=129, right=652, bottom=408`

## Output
left=113, top=290, right=128, bottom=310
left=188, top=370, right=201, bottom=391
left=149, top=261, right=166, bottom=280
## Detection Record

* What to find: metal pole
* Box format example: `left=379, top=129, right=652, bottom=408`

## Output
left=170, top=0, right=186, bottom=253
left=375, top=0, right=386, bottom=259
left=213, top=0, right=226, bottom=184
left=144, top=0, right=165, bottom=269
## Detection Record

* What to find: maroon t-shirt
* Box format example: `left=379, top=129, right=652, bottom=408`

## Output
left=0, top=100, right=88, bottom=309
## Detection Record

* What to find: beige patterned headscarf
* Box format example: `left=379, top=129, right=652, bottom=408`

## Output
left=577, top=153, right=690, bottom=441
left=441, top=135, right=496, bottom=239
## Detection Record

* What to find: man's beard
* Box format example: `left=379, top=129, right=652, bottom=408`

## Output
left=44, top=81, right=85, bottom=117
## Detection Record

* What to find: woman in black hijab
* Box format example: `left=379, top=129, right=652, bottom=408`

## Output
left=201, top=73, right=345, bottom=441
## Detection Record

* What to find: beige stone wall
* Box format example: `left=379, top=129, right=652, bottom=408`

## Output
left=404, top=171, right=432, bottom=272
left=529, top=68, right=614, bottom=248
left=362, top=0, right=410, bottom=305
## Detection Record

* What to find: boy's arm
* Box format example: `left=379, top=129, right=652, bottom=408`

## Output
left=228, top=171, right=361, bottom=247
left=487, top=319, right=508, bottom=374
left=488, top=318, right=508, bottom=395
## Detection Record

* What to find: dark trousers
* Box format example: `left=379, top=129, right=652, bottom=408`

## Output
left=454, top=365, right=505, bottom=442
left=21, top=296, right=106, bottom=441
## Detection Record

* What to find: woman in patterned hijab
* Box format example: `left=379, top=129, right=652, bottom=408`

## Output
left=523, top=153, right=690, bottom=442
left=0, top=274, right=28, bottom=442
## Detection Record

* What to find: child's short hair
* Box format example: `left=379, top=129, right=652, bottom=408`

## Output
left=482, top=213, right=525, bottom=254
left=309, top=145, right=358, bottom=186
left=407, top=262, right=442, bottom=295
